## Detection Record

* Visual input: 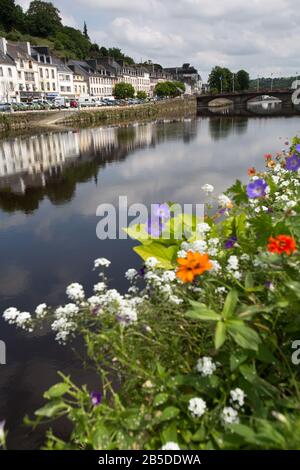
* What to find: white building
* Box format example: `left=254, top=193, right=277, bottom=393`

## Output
left=0, top=40, right=18, bottom=102
left=31, top=46, right=58, bottom=97
left=54, top=61, right=74, bottom=98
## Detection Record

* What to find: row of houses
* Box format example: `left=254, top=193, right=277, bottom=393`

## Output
left=0, top=37, right=202, bottom=103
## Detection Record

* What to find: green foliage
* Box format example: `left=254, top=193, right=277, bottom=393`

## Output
left=113, top=82, right=135, bottom=99
left=208, top=66, right=233, bottom=93
left=136, top=90, right=147, bottom=100
left=154, top=81, right=185, bottom=97
left=236, top=70, right=250, bottom=91
left=26, top=1, right=62, bottom=37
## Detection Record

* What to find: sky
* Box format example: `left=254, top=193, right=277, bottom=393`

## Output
left=17, top=0, right=300, bottom=81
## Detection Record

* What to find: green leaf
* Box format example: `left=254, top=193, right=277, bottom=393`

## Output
left=222, top=289, right=238, bottom=319
left=153, top=393, right=169, bottom=407
left=227, top=319, right=261, bottom=351
left=35, top=401, right=68, bottom=418
left=134, top=243, right=178, bottom=269
left=123, top=224, right=151, bottom=244
left=91, top=423, right=111, bottom=450
left=230, top=424, right=256, bottom=442
left=122, top=408, right=142, bottom=430
left=186, top=303, right=221, bottom=322
left=158, top=407, right=180, bottom=423
left=215, top=321, right=226, bottom=349
left=43, top=383, right=70, bottom=399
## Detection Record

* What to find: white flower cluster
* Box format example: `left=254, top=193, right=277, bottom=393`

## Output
left=144, top=264, right=182, bottom=306
left=196, top=356, right=217, bottom=376
left=230, top=387, right=246, bottom=409
left=161, top=442, right=181, bottom=450
left=188, top=397, right=207, bottom=418
left=51, top=303, right=79, bottom=344
left=125, top=268, right=138, bottom=282
left=218, top=194, right=232, bottom=208
left=201, top=183, right=214, bottom=195
left=66, top=283, right=85, bottom=302
left=221, top=406, right=239, bottom=425
left=94, top=258, right=111, bottom=268
left=226, top=255, right=241, bottom=280
left=3, top=307, right=32, bottom=331
left=35, top=303, right=47, bottom=319
left=196, top=222, right=211, bottom=238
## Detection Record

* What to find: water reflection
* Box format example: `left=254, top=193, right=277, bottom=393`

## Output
left=1, top=116, right=300, bottom=449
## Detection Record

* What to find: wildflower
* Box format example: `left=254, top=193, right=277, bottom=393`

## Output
left=145, top=257, right=159, bottom=269
left=176, top=251, right=212, bottom=283
left=224, top=236, right=237, bottom=249
left=197, top=222, right=211, bottom=237
left=35, top=303, right=47, bottom=319
left=188, top=397, right=207, bottom=418
left=161, top=270, right=176, bottom=282
left=267, top=235, right=297, bottom=255
left=161, top=442, right=181, bottom=450
left=125, top=268, right=138, bottom=281
left=201, top=183, right=214, bottom=194
left=191, top=240, right=207, bottom=253
left=66, top=283, right=85, bottom=302
left=152, top=203, right=171, bottom=222
left=3, top=307, right=20, bottom=324
left=267, top=160, right=276, bottom=168
left=264, top=153, right=272, bottom=160
left=218, top=194, right=233, bottom=209
left=246, top=179, right=268, bottom=199
left=93, top=282, right=106, bottom=293
left=147, top=217, right=165, bottom=237
left=177, top=249, right=187, bottom=259
left=196, top=356, right=217, bottom=376
left=90, top=391, right=102, bottom=406
left=247, top=167, right=256, bottom=177
left=285, top=154, right=300, bottom=171
left=94, top=258, right=111, bottom=268
left=221, top=407, right=239, bottom=424
left=230, top=388, right=246, bottom=408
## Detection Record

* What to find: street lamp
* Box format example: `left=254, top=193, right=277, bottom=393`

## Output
left=220, top=75, right=223, bottom=94
left=257, top=75, right=260, bottom=92
left=271, top=73, right=274, bottom=92
left=232, top=73, right=235, bottom=93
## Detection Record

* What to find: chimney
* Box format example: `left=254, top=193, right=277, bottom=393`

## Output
left=0, top=37, right=7, bottom=55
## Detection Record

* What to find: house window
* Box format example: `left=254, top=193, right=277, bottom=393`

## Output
left=9, top=82, right=14, bottom=91
left=52, top=83, right=56, bottom=91
left=39, top=68, right=43, bottom=78
left=45, top=69, right=49, bottom=79
left=41, top=82, right=44, bottom=90
left=20, top=59, right=24, bottom=68
left=0, top=67, right=3, bottom=77
left=8, top=68, right=12, bottom=77
left=29, top=61, right=33, bottom=69
left=51, top=69, right=55, bottom=79
left=18, top=71, right=21, bottom=78
left=47, top=82, right=50, bottom=91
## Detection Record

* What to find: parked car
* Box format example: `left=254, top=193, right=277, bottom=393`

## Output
left=70, top=100, right=78, bottom=108
left=0, top=102, right=12, bottom=112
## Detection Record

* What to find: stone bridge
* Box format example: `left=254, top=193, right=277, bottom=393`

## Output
left=197, top=89, right=295, bottom=110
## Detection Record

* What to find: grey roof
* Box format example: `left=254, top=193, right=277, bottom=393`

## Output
left=0, top=50, right=15, bottom=65
left=6, top=41, right=32, bottom=61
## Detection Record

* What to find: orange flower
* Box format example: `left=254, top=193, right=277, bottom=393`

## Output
left=247, top=167, right=256, bottom=177
left=176, top=251, right=212, bottom=283
left=267, top=235, right=297, bottom=255
left=267, top=160, right=276, bottom=168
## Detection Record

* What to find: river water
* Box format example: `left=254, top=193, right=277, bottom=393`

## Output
left=0, top=113, right=300, bottom=448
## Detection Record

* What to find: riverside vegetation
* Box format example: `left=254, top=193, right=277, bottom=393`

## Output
left=1, top=138, right=300, bottom=450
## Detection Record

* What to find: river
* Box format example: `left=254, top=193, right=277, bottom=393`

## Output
left=0, top=113, right=300, bottom=448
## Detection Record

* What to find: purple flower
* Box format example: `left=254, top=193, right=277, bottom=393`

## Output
left=224, top=236, right=237, bottom=249
left=296, top=144, right=300, bottom=153
left=246, top=179, right=268, bottom=199
left=147, top=218, right=165, bottom=237
left=152, top=203, right=171, bottom=222
left=286, top=154, right=300, bottom=171
left=90, top=391, right=102, bottom=406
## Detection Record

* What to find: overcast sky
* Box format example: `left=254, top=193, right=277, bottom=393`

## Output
left=17, top=0, right=300, bottom=81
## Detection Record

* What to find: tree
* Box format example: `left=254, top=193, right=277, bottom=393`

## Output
left=154, top=81, right=184, bottom=98
left=26, top=1, right=62, bottom=37
left=236, top=69, right=250, bottom=91
left=208, top=66, right=233, bottom=93
left=113, top=82, right=135, bottom=100
left=83, top=21, right=89, bottom=40
left=136, top=90, right=147, bottom=100
left=0, top=0, right=25, bottom=31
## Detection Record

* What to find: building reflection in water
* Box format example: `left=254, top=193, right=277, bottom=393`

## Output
left=0, top=120, right=197, bottom=192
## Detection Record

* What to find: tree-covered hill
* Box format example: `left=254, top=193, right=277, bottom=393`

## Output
left=0, top=0, right=135, bottom=63
left=249, top=76, right=299, bottom=90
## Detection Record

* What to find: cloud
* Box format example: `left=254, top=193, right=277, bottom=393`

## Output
left=15, top=0, right=300, bottom=80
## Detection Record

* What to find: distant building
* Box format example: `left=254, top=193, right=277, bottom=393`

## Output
left=140, top=63, right=173, bottom=96
left=164, top=63, right=202, bottom=93
left=291, top=80, right=300, bottom=90
left=31, top=46, right=58, bottom=98
left=53, top=59, right=74, bottom=98
left=0, top=38, right=18, bottom=102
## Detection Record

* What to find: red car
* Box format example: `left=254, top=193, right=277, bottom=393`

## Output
left=70, top=100, right=78, bottom=108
